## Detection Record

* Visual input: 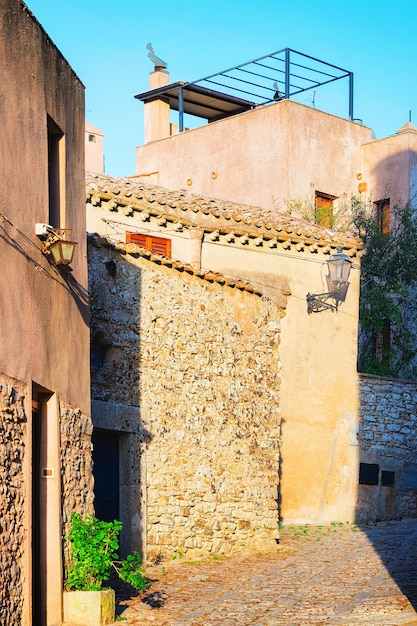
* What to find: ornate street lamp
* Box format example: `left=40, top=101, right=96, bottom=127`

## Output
left=306, top=247, right=353, bottom=314
left=36, top=223, right=77, bottom=266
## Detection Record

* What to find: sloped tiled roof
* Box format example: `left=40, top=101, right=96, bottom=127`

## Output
left=88, top=233, right=265, bottom=297
left=86, top=172, right=363, bottom=255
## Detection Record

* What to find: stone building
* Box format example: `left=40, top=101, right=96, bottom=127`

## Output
left=129, top=53, right=417, bottom=525
left=88, top=233, right=282, bottom=561
left=87, top=171, right=417, bottom=549
left=358, top=374, right=417, bottom=522
left=0, top=2, right=92, bottom=625
left=87, top=172, right=363, bottom=547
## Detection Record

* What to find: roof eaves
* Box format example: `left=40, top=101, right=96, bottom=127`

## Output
left=86, top=173, right=363, bottom=254
left=88, top=234, right=264, bottom=297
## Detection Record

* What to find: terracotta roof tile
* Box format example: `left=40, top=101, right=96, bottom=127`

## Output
left=88, top=234, right=263, bottom=297
left=86, top=172, right=362, bottom=253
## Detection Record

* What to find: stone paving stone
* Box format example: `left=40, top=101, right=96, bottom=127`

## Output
left=115, top=520, right=417, bottom=625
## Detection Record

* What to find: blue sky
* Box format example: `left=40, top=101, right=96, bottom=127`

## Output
left=26, top=0, right=417, bottom=177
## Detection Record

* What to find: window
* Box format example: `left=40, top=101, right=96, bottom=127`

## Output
left=88, top=134, right=96, bottom=143
left=359, top=462, right=379, bottom=485
left=91, top=331, right=112, bottom=371
left=315, top=192, right=335, bottom=228
left=47, top=115, right=65, bottom=228
left=374, top=199, right=390, bottom=235
left=381, top=471, right=395, bottom=487
left=126, top=232, right=172, bottom=257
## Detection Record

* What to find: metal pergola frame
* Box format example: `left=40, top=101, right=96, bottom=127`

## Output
left=135, top=48, right=354, bottom=132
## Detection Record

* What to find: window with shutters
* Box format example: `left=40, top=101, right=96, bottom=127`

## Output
left=374, top=199, right=390, bottom=235
left=126, top=232, right=172, bottom=257
left=315, top=192, right=336, bottom=228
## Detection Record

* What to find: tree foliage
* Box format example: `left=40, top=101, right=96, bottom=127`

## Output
left=351, top=199, right=417, bottom=379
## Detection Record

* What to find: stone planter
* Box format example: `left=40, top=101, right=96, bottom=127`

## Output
left=63, top=588, right=115, bottom=626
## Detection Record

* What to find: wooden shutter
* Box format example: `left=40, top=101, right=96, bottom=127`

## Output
left=126, top=232, right=172, bottom=257
left=315, top=193, right=335, bottom=228
left=375, top=200, right=390, bottom=235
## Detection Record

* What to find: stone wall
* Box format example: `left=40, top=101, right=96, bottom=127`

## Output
left=0, top=377, right=26, bottom=626
left=89, top=242, right=282, bottom=559
left=358, top=373, right=417, bottom=521
left=60, top=403, right=95, bottom=561
left=0, top=377, right=94, bottom=625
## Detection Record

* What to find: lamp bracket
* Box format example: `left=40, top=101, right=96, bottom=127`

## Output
left=35, top=223, right=53, bottom=238
left=306, top=291, right=342, bottom=314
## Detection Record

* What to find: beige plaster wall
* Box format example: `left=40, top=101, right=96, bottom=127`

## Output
left=86, top=202, right=204, bottom=270
left=202, top=241, right=361, bottom=524
left=136, top=100, right=372, bottom=211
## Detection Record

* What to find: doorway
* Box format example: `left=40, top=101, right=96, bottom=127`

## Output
left=31, top=387, right=62, bottom=626
left=31, top=400, right=44, bottom=625
left=92, top=429, right=120, bottom=522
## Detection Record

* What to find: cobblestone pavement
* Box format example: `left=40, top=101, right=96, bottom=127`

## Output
left=116, top=520, right=417, bottom=625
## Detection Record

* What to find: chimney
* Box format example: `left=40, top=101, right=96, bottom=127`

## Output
left=144, top=44, right=171, bottom=143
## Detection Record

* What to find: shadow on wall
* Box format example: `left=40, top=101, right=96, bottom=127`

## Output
left=89, top=240, right=149, bottom=559
left=369, top=148, right=417, bottom=208
left=0, top=221, right=90, bottom=326
left=355, top=373, right=417, bottom=612
left=355, top=143, right=417, bottom=611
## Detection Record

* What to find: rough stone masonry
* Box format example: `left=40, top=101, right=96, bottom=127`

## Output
left=89, top=240, right=282, bottom=560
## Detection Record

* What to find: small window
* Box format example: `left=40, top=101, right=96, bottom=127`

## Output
left=315, top=192, right=335, bottom=228
left=47, top=115, right=65, bottom=228
left=126, top=232, right=172, bottom=257
left=374, top=199, right=390, bottom=235
left=359, top=462, right=379, bottom=485
left=91, top=345, right=106, bottom=370
left=381, top=471, right=395, bottom=487
left=91, top=331, right=112, bottom=371
left=88, top=134, right=96, bottom=143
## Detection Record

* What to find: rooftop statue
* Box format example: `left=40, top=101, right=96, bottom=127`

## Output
left=146, top=43, right=167, bottom=70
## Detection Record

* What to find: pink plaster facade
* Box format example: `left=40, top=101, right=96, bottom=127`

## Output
left=135, top=70, right=417, bottom=225
left=1, top=2, right=92, bottom=624
left=361, top=122, right=417, bottom=209
left=136, top=98, right=373, bottom=212
left=85, top=121, right=105, bottom=174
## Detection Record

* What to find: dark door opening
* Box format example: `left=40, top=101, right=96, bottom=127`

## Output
left=92, top=429, right=120, bottom=521
left=32, top=401, right=44, bottom=625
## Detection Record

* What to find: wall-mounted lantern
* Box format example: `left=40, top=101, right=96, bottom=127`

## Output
left=306, top=246, right=353, bottom=314
left=36, top=223, right=77, bottom=266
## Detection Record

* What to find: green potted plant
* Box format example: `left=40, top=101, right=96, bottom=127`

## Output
left=63, top=512, right=146, bottom=626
